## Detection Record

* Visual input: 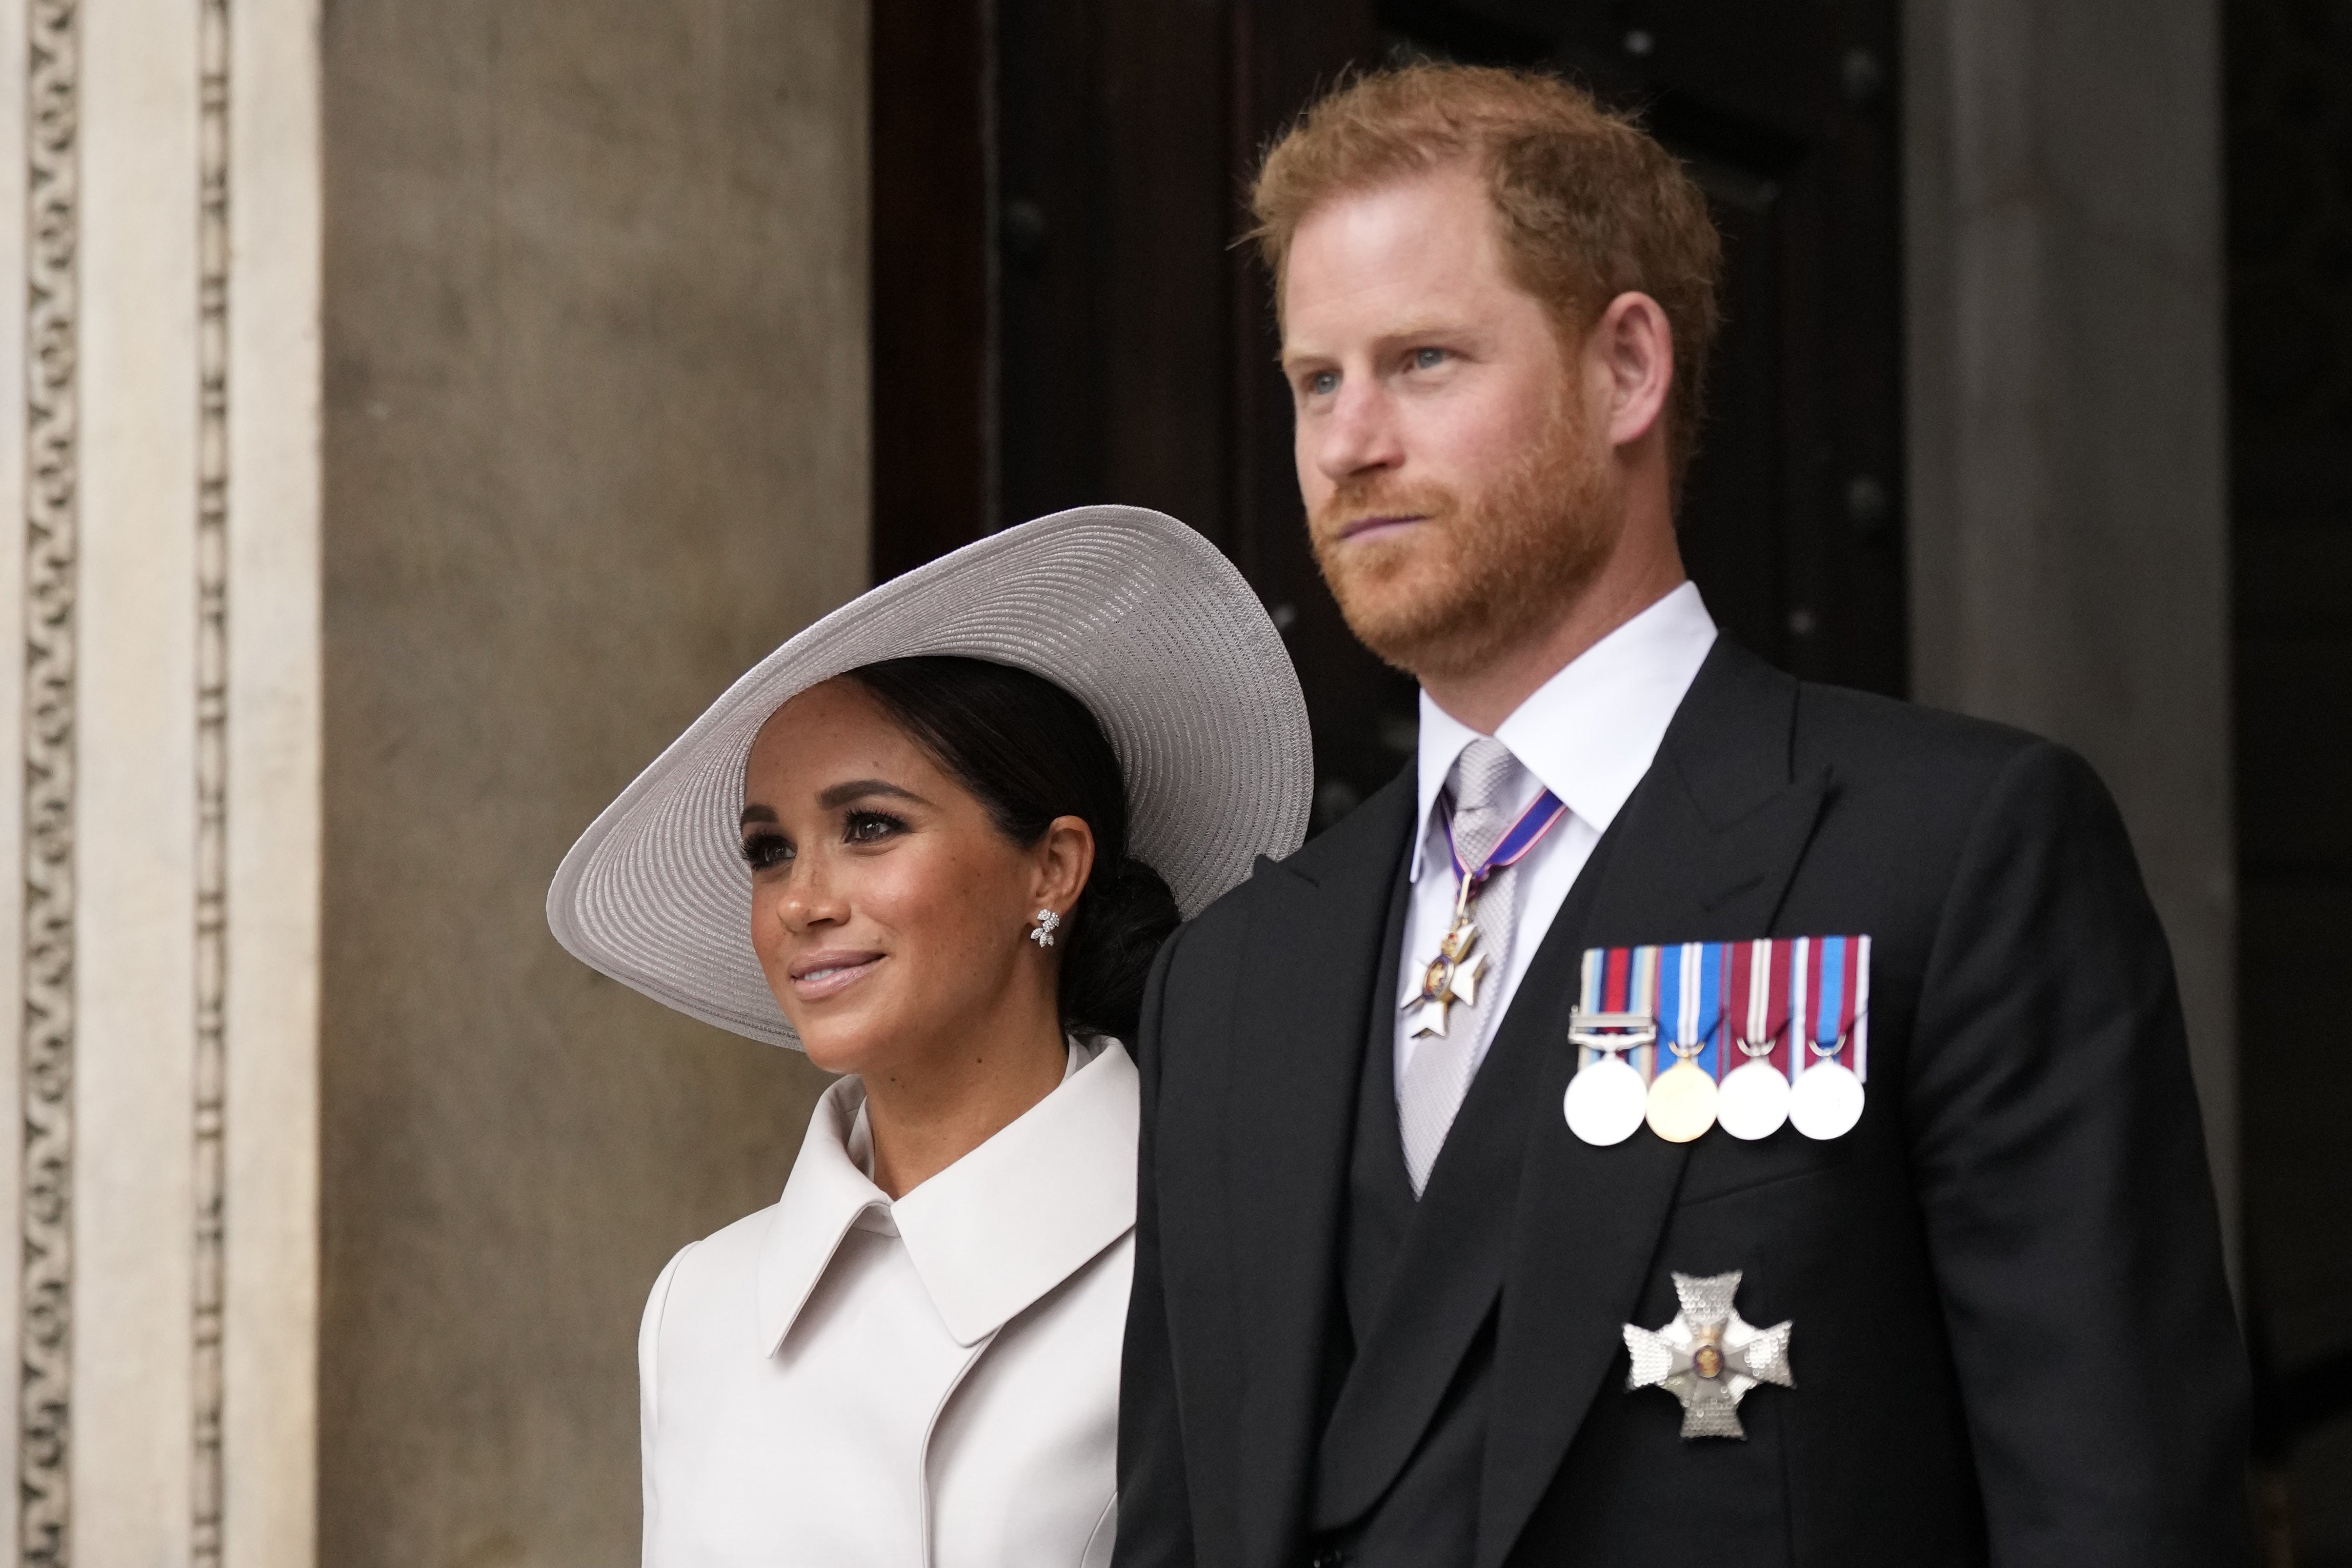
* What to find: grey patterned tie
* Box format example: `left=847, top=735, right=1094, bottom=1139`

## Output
left=1398, top=737, right=1527, bottom=1196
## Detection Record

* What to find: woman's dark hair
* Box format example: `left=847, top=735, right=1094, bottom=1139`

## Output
left=844, top=655, right=1180, bottom=1043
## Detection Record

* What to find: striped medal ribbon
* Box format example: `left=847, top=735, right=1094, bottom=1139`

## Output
left=1564, top=944, right=1656, bottom=1146
left=1719, top=939, right=1797, bottom=1140
left=1646, top=940, right=1724, bottom=1144
left=1788, top=934, right=1870, bottom=1140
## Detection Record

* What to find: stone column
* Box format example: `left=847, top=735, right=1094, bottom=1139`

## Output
left=316, top=4, right=864, bottom=1565
left=1904, top=0, right=2238, bottom=1258
left=0, top=0, right=323, bottom=1565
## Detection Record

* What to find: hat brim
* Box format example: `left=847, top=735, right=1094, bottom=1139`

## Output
left=545, top=505, right=1313, bottom=1048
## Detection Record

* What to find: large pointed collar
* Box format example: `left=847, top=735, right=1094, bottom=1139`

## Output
left=1410, top=582, right=1717, bottom=880
left=755, top=1040, right=1139, bottom=1353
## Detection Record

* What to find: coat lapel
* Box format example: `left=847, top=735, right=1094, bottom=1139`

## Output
left=1475, top=641, right=1829, bottom=1568
left=1220, top=771, right=1416, bottom=1568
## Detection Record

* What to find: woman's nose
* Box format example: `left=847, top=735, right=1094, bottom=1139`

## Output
left=778, top=868, right=847, bottom=932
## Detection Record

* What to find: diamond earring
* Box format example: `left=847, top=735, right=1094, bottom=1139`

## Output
left=1029, top=908, right=1061, bottom=948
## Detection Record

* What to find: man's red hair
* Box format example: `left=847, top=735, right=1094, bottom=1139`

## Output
left=1249, top=63, right=1724, bottom=490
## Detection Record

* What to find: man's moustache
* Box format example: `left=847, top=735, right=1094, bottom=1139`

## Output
left=1313, top=490, right=1457, bottom=539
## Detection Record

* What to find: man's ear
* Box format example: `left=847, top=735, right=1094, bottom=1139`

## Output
left=1587, top=290, right=1675, bottom=451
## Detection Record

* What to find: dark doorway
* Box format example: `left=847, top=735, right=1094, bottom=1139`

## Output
left=872, top=0, right=1906, bottom=830
left=2227, top=0, right=2352, bottom=1556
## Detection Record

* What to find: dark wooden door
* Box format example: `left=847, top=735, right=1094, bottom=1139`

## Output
left=872, top=0, right=1906, bottom=829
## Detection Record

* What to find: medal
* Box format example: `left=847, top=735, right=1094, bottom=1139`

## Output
left=1718, top=938, right=1794, bottom=1141
left=1646, top=1052, right=1717, bottom=1142
left=1644, top=940, right=1721, bottom=1143
left=1788, top=934, right=1869, bottom=1141
left=1569, top=933, right=1874, bottom=1148
left=1402, top=886, right=1486, bottom=1039
left=1623, top=1269, right=1794, bottom=1439
left=1717, top=1050, right=1790, bottom=1140
left=1564, top=945, right=1657, bottom=1145
left=1402, top=783, right=1569, bottom=1040
left=1564, top=1017, right=1652, bottom=1145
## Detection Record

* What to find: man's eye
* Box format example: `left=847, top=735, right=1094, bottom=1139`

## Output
left=740, top=831, right=792, bottom=871
left=1307, top=370, right=1339, bottom=397
left=844, top=810, right=905, bottom=844
left=1411, top=346, right=1447, bottom=370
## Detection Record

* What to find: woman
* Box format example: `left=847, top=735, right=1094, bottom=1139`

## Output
left=547, top=506, right=1311, bottom=1567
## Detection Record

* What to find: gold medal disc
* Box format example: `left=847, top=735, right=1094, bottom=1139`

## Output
left=1645, top=1058, right=1719, bottom=1143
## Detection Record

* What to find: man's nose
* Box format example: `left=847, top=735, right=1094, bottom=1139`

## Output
left=1315, top=380, right=1403, bottom=482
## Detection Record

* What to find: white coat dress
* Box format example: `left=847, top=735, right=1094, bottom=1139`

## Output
left=639, top=1038, right=1137, bottom=1568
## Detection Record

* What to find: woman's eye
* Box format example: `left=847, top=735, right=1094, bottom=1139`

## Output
left=1410, top=346, right=1447, bottom=370
left=844, top=810, right=905, bottom=844
left=739, top=831, right=793, bottom=871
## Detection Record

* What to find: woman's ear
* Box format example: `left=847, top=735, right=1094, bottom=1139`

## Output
left=1031, top=815, right=1097, bottom=918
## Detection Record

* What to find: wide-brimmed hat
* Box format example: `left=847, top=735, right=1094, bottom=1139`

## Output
left=546, top=504, right=1313, bottom=1048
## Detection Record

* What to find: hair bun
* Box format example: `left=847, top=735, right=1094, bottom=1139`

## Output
left=1061, top=857, right=1180, bottom=1043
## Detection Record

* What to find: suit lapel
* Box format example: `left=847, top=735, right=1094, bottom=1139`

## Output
left=1220, top=772, right=1416, bottom=1568
left=1475, top=641, right=1829, bottom=1568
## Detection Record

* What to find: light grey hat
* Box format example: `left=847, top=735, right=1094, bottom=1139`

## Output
left=546, top=504, right=1313, bottom=1049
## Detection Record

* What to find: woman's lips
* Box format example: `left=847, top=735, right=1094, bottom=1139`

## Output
left=789, top=952, right=885, bottom=1001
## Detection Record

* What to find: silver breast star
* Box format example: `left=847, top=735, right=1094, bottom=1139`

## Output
left=1623, top=1270, right=1794, bottom=1439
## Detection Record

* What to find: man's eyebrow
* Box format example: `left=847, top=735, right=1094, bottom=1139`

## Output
left=1280, top=321, right=1476, bottom=370
left=816, top=779, right=927, bottom=811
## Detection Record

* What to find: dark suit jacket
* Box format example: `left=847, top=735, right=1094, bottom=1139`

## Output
left=1114, top=640, right=2249, bottom=1568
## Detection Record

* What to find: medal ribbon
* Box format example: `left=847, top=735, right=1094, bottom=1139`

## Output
left=1651, top=940, right=1723, bottom=1080
left=1581, top=935, right=1865, bottom=1082
left=1853, top=936, right=1872, bottom=1081
left=1440, top=786, right=1569, bottom=906
left=1724, top=940, right=1752, bottom=1079
left=1575, top=940, right=1651, bottom=1071
left=1802, top=934, right=1870, bottom=1077
left=1630, top=942, right=1660, bottom=1080
left=1739, top=939, right=1797, bottom=1077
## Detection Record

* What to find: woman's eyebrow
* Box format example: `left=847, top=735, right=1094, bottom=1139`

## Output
left=739, top=803, right=779, bottom=827
left=816, top=779, right=927, bottom=811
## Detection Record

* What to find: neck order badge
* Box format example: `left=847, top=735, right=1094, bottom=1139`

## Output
left=1564, top=936, right=1871, bottom=1147
left=1401, top=785, right=1569, bottom=1039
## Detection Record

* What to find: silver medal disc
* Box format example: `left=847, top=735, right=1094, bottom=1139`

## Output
left=1563, top=1053, right=1649, bottom=1146
left=1787, top=1060, right=1865, bottom=1140
left=1717, top=1058, right=1792, bottom=1141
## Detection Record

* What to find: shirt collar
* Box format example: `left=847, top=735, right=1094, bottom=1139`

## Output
left=756, top=1039, right=1139, bottom=1352
left=1410, top=581, right=1718, bottom=881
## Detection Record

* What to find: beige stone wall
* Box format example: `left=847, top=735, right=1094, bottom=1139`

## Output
left=319, top=3, right=863, bottom=1564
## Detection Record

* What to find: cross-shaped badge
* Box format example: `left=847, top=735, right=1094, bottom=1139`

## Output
left=1623, top=1270, right=1793, bottom=1439
left=1403, top=920, right=1486, bottom=1038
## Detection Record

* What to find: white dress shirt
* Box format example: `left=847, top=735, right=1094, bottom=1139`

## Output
left=1395, top=582, right=1718, bottom=1094
left=640, top=1039, right=1136, bottom=1568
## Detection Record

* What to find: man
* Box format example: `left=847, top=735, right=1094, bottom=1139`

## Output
left=1114, top=64, right=2248, bottom=1568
